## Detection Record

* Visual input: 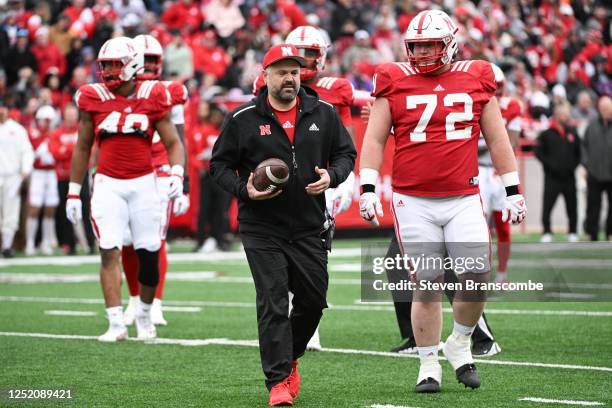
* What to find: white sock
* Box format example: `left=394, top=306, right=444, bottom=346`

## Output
left=137, top=299, right=152, bottom=318
left=2, top=231, right=15, bottom=250
left=106, top=306, right=125, bottom=327
left=453, top=321, right=476, bottom=338
left=496, top=271, right=507, bottom=279
left=42, top=217, right=55, bottom=247
left=26, top=217, right=37, bottom=248
left=417, top=345, right=440, bottom=361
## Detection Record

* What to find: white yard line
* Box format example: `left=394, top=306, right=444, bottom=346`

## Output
left=2, top=295, right=612, bottom=317
left=44, top=310, right=97, bottom=316
left=1, top=331, right=611, bottom=374
left=371, top=404, right=421, bottom=408
left=0, top=271, right=219, bottom=284
left=519, top=397, right=605, bottom=406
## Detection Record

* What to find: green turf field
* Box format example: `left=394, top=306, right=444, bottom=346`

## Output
left=1, top=238, right=611, bottom=407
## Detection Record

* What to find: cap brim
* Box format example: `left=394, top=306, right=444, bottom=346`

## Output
left=265, top=56, right=306, bottom=69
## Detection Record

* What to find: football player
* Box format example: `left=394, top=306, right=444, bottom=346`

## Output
left=121, top=34, right=190, bottom=327
left=478, top=64, right=523, bottom=285
left=26, top=105, right=59, bottom=256
left=66, top=36, right=185, bottom=342
left=254, top=26, right=356, bottom=351
left=359, top=10, right=526, bottom=393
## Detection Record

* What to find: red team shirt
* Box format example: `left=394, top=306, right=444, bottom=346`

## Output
left=75, top=81, right=172, bottom=179
left=253, top=74, right=354, bottom=128
left=48, top=125, right=79, bottom=181
left=150, top=80, right=189, bottom=169
left=372, top=60, right=497, bottom=197
left=28, top=127, right=54, bottom=170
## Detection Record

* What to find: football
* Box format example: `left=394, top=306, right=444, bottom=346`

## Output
left=252, top=158, right=290, bottom=192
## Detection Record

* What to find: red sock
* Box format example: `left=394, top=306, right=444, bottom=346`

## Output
left=121, top=245, right=140, bottom=297
left=493, top=211, right=511, bottom=272
left=155, top=240, right=168, bottom=299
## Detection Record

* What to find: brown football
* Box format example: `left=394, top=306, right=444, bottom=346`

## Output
left=253, top=158, right=290, bottom=192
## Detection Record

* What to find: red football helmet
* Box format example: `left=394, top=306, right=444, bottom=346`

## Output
left=97, top=36, right=142, bottom=89
left=134, top=34, right=163, bottom=80
left=404, top=10, right=459, bottom=74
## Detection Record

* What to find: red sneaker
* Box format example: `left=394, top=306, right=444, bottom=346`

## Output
left=288, top=360, right=300, bottom=398
left=269, top=378, right=293, bottom=406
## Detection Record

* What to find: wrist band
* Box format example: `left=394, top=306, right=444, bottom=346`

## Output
left=360, top=168, right=379, bottom=186
left=68, top=182, right=81, bottom=196
left=361, top=184, right=376, bottom=194
left=501, top=171, right=521, bottom=196
left=170, top=165, right=184, bottom=178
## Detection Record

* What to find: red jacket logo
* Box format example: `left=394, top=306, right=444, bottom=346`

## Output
left=259, top=125, right=271, bottom=136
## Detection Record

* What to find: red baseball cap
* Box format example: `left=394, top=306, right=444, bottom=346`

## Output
left=262, top=44, right=306, bottom=69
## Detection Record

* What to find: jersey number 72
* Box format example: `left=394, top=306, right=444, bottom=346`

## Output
left=406, top=93, right=473, bottom=142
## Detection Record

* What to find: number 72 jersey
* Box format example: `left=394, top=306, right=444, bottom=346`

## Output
left=75, top=80, right=172, bottom=179
left=372, top=60, right=497, bottom=197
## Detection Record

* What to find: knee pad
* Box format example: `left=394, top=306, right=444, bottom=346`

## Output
left=136, top=248, right=159, bottom=287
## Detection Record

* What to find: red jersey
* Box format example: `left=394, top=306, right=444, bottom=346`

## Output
left=48, top=125, right=79, bottom=181
left=150, top=80, right=189, bottom=169
left=372, top=60, right=497, bottom=197
left=499, top=96, right=522, bottom=133
left=253, top=74, right=354, bottom=128
left=75, top=81, right=172, bottom=179
left=28, top=126, right=54, bottom=170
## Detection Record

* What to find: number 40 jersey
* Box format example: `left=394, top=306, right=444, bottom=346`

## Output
left=75, top=80, right=172, bottom=180
left=372, top=60, right=497, bottom=197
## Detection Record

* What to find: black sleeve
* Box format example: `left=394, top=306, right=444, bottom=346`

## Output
left=209, top=116, right=250, bottom=201
left=534, top=131, right=551, bottom=167
left=326, top=108, right=357, bottom=188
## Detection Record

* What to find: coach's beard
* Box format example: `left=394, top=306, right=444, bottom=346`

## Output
left=272, top=82, right=298, bottom=102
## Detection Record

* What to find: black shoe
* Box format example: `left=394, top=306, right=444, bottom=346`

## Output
left=455, top=363, right=480, bottom=389
left=415, top=378, right=440, bottom=393
left=472, top=340, right=501, bottom=357
left=2, top=249, right=14, bottom=258
left=390, top=337, right=417, bottom=354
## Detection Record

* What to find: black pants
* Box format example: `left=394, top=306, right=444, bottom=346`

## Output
left=585, top=175, right=612, bottom=241
left=242, top=233, right=328, bottom=390
left=196, top=170, right=231, bottom=247
left=55, top=177, right=95, bottom=252
left=385, top=235, right=494, bottom=344
left=542, top=174, right=577, bottom=234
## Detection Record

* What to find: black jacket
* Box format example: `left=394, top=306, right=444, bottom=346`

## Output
left=210, top=86, right=357, bottom=240
left=535, top=121, right=581, bottom=179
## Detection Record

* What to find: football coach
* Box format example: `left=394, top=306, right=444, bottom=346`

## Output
left=210, top=44, right=356, bottom=406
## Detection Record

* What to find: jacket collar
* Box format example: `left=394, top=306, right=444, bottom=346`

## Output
left=255, top=86, right=319, bottom=117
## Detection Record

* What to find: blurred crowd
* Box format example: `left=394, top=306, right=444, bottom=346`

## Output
left=0, top=0, right=610, bottom=255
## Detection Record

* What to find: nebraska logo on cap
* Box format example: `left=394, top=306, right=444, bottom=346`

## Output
left=262, top=44, right=306, bottom=69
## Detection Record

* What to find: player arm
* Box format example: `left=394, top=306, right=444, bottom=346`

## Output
left=359, top=97, right=392, bottom=186
left=69, top=110, right=95, bottom=190
left=156, top=112, right=185, bottom=170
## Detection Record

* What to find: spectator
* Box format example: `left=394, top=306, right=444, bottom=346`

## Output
left=571, top=90, right=598, bottom=136
left=5, top=28, right=38, bottom=87
left=582, top=96, right=612, bottom=241
left=535, top=102, right=581, bottom=242
left=0, top=99, right=34, bottom=258
left=30, top=26, right=67, bottom=84
left=164, top=30, right=194, bottom=82
left=341, top=30, right=381, bottom=76
left=161, top=0, right=204, bottom=32
left=112, top=0, right=147, bottom=21
left=330, top=0, right=363, bottom=41
left=49, top=13, right=74, bottom=55
left=192, top=30, right=230, bottom=81
left=204, top=0, right=246, bottom=44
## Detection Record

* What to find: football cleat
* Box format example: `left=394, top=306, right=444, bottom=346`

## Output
left=443, top=333, right=481, bottom=389
left=151, top=298, right=167, bottom=326
left=288, top=360, right=300, bottom=399
left=306, top=327, right=321, bottom=351
left=135, top=313, right=157, bottom=340
left=455, top=363, right=480, bottom=389
left=124, top=296, right=138, bottom=326
left=269, top=378, right=293, bottom=406
left=98, top=324, right=128, bottom=342
left=415, top=362, right=442, bottom=393
left=391, top=337, right=417, bottom=354
left=472, top=340, right=501, bottom=357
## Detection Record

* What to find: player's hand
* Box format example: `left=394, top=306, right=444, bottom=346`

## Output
left=66, top=196, right=82, bottom=225
left=306, top=166, right=330, bottom=195
left=332, top=172, right=355, bottom=215
left=359, top=192, right=383, bottom=226
left=168, top=167, right=184, bottom=199
left=502, top=194, right=526, bottom=224
left=173, top=194, right=190, bottom=216
left=360, top=102, right=372, bottom=123
left=247, top=172, right=283, bottom=200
